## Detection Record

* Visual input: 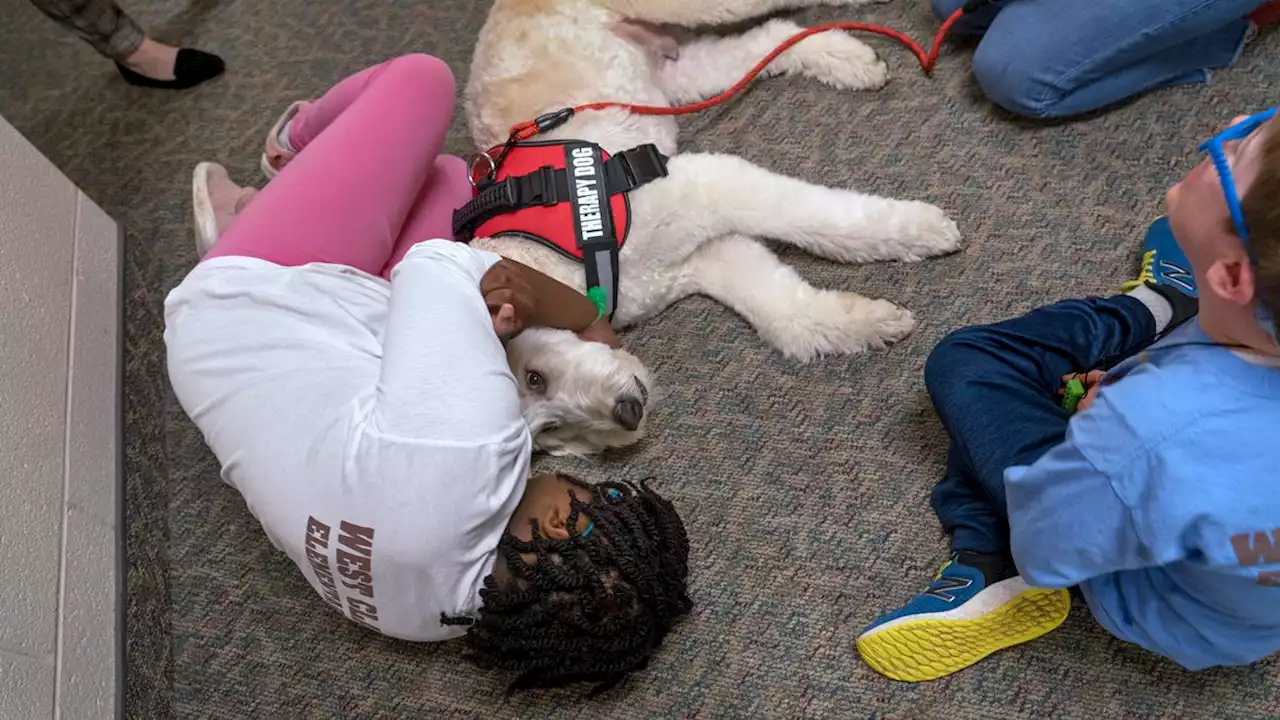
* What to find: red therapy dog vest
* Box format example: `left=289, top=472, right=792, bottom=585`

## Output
left=471, top=140, right=633, bottom=260
left=452, top=139, right=669, bottom=319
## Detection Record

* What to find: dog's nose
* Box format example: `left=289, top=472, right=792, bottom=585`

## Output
left=613, top=396, right=644, bottom=431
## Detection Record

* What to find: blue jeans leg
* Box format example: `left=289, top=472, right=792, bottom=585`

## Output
left=925, top=296, right=1157, bottom=556
left=951, top=0, right=1261, bottom=118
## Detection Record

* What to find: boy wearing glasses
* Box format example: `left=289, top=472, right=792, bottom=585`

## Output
left=857, top=109, right=1280, bottom=681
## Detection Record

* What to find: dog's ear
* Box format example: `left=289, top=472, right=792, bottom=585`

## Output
left=613, top=397, right=644, bottom=431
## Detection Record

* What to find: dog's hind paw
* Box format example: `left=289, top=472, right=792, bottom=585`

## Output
left=769, top=293, right=916, bottom=361
left=772, top=20, right=890, bottom=91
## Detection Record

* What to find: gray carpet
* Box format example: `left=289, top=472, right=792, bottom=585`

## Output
left=3, top=0, right=1279, bottom=716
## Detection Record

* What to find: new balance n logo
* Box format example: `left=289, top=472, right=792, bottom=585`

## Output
left=1159, top=260, right=1195, bottom=294
left=924, top=575, right=973, bottom=602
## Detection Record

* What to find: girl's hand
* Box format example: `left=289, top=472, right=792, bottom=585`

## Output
left=480, top=259, right=539, bottom=338
left=579, top=317, right=620, bottom=348
left=480, top=258, right=602, bottom=335
left=490, top=301, right=523, bottom=341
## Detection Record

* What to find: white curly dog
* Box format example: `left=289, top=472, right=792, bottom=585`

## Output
left=464, top=0, right=963, bottom=456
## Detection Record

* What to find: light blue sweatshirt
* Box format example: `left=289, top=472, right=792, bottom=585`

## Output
left=1005, top=319, right=1280, bottom=670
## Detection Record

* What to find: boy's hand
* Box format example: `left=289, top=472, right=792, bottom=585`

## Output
left=1060, top=370, right=1106, bottom=412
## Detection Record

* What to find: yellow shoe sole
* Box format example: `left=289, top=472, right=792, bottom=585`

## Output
left=857, top=582, right=1071, bottom=683
left=1120, top=215, right=1169, bottom=292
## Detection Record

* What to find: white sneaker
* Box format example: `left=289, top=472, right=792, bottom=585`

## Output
left=192, top=161, right=257, bottom=258
left=260, top=100, right=311, bottom=180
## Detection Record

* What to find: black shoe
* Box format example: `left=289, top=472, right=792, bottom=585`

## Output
left=116, top=48, right=225, bottom=90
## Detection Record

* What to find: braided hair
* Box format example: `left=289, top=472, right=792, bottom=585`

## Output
left=441, top=476, right=692, bottom=695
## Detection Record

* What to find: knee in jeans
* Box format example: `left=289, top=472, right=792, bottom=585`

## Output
left=972, top=38, right=1063, bottom=119
left=924, top=327, right=986, bottom=395
left=387, top=53, right=457, bottom=97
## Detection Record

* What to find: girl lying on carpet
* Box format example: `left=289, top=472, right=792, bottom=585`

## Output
left=857, top=108, right=1280, bottom=680
left=164, top=53, right=691, bottom=693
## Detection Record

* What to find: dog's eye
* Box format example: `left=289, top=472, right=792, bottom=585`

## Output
left=526, top=370, right=546, bottom=393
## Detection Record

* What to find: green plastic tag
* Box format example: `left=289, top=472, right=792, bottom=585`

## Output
left=1061, top=377, right=1086, bottom=414
left=586, top=285, right=608, bottom=316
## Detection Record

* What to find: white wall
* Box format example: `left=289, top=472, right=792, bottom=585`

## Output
left=0, top=113, right=122, bottom=720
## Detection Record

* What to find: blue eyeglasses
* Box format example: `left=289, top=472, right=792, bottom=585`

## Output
left=1198, top=106, right=1277, bottom=244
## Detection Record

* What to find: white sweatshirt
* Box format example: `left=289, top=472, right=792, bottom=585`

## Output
left=164, top=241, right=531, bottom=641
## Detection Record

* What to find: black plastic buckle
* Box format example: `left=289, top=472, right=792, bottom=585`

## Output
left=533, top=108, right=575, bottom=134
left=497, top=178, right=517, bottom=208
left=512, top=166, right=559, bottom=207
left=616, top=146, right=668, bottom=189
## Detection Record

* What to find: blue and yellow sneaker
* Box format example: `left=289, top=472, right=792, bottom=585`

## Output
left=856, top=553, right=1071, bottom=682
left=1121, top=216, right=1197, bottom=297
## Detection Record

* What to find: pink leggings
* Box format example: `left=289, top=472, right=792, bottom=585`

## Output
left=203, top=54, right=473, bottom=279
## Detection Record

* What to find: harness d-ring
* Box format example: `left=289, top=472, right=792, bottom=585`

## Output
left=467, top=152, right=496, bottom=188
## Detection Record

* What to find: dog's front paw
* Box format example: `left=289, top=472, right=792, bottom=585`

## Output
left=860, top=296, right=916, bottom=347
left=894, top=202, right=963, bottom=262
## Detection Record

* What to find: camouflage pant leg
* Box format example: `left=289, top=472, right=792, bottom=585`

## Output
left=29, top=0, right=145, bottom=61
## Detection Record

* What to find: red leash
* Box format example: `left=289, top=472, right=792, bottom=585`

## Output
left=507, top=8, right=967, bottom=143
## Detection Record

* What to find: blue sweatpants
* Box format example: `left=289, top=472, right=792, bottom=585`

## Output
left=926, top=296, right=1157, bottom=555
